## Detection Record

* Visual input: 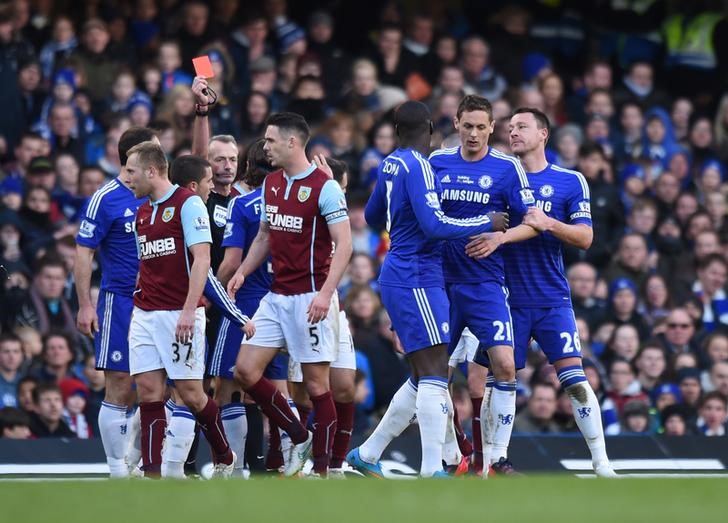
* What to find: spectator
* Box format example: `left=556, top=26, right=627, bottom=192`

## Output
left=635, top=343, right=667, bottom=395
left=71, top=19, right=120, bottom=103
left=602, top=357, right=649, bottom=433
left=0, top=333, right=24, bottom=408
left=157, top=40, right=193, bottom=93
left=613, top=60, right=670, bottom=111
left=12, top=256, right=76, bottom=337
left=28, top=382, right=76, bottom=438
left=707, top=361, right=728, bottom=397
left=661, top=404, right=692, bottom=436
left=677, top=366, right=703, bottom=426
left=697, top=391, right=728, bottom=436
left=604, top=278, right=650, bottom=340
left=58, top=377, right=91, bottom=439
left=617, top=399, right=653, bottom=434
left=513, top=382, right=560, bottom=433
left=29, top=331, right=81, bottom=384
left=603, top=323, right=641, bottom=365
left=604, top=234, right=651, bottom=290
left=0, top=406, right=32, bottom=439
left=693, top=253, right=728, bottom=332
left=16, top=375, right=37, bottom=414
left=306, top=10, right=349, bottom=103
left=177, top=1, right=214, bottom=74
left=659, top=307, right=700, bottom=356
left=639, top=273, right=673, bottom=327
left=38, top=15, right=77, bottom=81
left=460, top=35, right=507, bottom=101
left=367, top=23, right=419, bottom=90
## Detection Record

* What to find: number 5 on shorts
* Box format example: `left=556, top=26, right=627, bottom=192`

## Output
left=309, top=326, right=320, bottom=350
left=172, top=341, right=193, bottom=363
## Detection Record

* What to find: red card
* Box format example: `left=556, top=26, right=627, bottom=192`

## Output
left=192, top=56, right=215, bottom=78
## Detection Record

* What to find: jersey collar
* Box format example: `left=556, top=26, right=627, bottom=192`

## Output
left=151, top=184, right=179, bottom=206
left=283, top=163, right=316, bottom=182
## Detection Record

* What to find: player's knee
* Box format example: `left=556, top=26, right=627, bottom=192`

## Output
left=332, top=384, right=355, bottom=403
left=489, top=360, right=515, bottom=382
left=233, top=362, right=258, bottom=390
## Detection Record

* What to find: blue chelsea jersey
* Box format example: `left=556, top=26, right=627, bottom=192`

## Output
left=76, top=179, right=145, bottom=297
left=503, top=164, right=592, bottom=308
left=365, top=147, right=493, bottom=288
left=429, top=146, right=531, bottom=284
left=222, top=188, right=272, bottom=297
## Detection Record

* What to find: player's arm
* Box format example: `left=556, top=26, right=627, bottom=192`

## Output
left=227, top=222, right=270, bottom=298
left=217, top=247, right=243, bottom=287
left=524, top=172, right=594, bottom=250
left=204, top=269, right=255, bottom=337
left=523, top=208, right=593, bottom=249
left=74, top=245, right=98, bottom=336
left=217, top=199, right=246, bottom=286
left=408, top=160, right=500, bottom=239
left=191, top=76, right=211, bottom=159
left=364, top=175, right=387, bottom=226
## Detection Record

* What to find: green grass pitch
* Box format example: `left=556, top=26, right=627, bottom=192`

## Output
left=2, top=476, right=727, bottom=523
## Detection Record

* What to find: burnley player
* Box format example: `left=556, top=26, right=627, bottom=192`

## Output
left=126, top=141, right=239, bottom=478
left=348, top=101, right=507, bottom=478
left=430, top=95, right=532, bottom=475
left=75, top=126, right=157, bottom=477
left=216, top=140, right=293, bottom=476
left=472, top=108, right=616, bottom=477
left=228, top=112, right=353, bottom=478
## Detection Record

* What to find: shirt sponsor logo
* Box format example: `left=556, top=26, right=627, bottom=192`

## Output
left=268, top=212, right=304, bottom=232
left=441, top=189, right=490, bottom=204
left=162, top=207, right=175, bottom=223
left=266, top=205, right=278, bottom=214
left=79, top=220, right=96, bottom=238
left=139, top=237, right=177, bottom=259
left=297, top=186, right=312, bottom=203
left=213, top=205, right=227, bottom=227
left=540, top=184, right=554, bottom=197
left=124, top=221, right=135, bottom=233
left=478, top=175, right=493, bottom=189
left=457, top=175, right=474, bottom=185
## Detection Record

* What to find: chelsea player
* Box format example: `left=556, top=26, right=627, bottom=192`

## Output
left=348, top=101, right=507, bottom=477
left=430, top=95, right=533, bottom=475
left=468, top=108, right=616, bottom=478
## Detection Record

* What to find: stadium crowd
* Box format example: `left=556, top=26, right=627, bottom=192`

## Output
left=2, top=0, right=728, bottom=455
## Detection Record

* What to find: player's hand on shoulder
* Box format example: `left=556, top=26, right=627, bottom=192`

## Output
left=242, top=319, right=256, bottom=340
left=76, top=304, right=99, bottom=337
left=227, top=272, right=245, bottom=300
left=523, top=206, right=550, bottom=232
left=307, top=290, right=332, bottom=324
left=313, top=154, right=333, bottom=178
left=488, top=211, right=509, bottom=232
left=465, top=231, right=505, bottom=260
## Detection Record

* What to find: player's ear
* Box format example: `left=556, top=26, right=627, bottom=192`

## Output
left=429, top=120, right=434, bottom=135
left=452, top=116, right=459, bottom=131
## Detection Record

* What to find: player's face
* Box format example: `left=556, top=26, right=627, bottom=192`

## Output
left=455, top=110, right=494, bottom=158
left=509, top=113, right=546, bottom=156
left=125, top=154, right=151, bottom=198
left=195, top=167, right=214, bottom=203
left=208, top=141, right=238, bottom=186
left=263, top=125, right=290, bottom=168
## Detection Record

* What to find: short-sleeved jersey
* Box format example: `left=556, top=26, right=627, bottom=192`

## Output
left=207, top=190, right=236, bottom=272
left=75, top=178, right=145, bottom=297
left=429, top=146, right=531, bottom=284
left=222, top=188, right=272, bottom=298
left=365, top=147, right=494, bottom=288
left=134, top=185, right=212, bottom=311
left=260, top=165, right=348, bottom=295
left=503, top=164, right=592, bottom=308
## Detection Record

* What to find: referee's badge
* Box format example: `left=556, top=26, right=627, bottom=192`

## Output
left=162, top=207, right=175, bottom=222
left=297, top=186, right=312, bottom=202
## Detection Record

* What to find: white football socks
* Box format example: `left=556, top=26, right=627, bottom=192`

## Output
left=98, top=401, right=129, bottom=477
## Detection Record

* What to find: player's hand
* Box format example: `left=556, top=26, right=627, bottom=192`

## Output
left=522, top=207, right=551, bottom=232
left=488, top=211, right=509, bottom=232
left=77, top=304, right=99, bottom=338
left=176, top=309, right=196, bottom=343
left=227, top=271, right=245, bottom=300
left=191, top=76, right=211, bottom=105
left=307, top=290, right=332, bottom=324
left=465, top=232, right=505, bottom=259
left=392, top=330, right=405, bottom=355
left=242, top=319, right=256, bottom=340
left=313, top=154, right=333, bottom=178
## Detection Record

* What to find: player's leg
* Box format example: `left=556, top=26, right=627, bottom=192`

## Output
left=461, top=283, right=517, bottom=471
left=467, top=360, right=487, bottom=474
left=536, top=308, right=616, bottom=477
left=301, top=361, right=336, bottom=476
left=215, top=378, right=247, bottom=477
left=234, top=293, right=309, bottom=449
left=268, top=356, right=297, bottom=472
left=163, top=308, right=234, bottom=475
left=442, top=306, right=468, bottom=471
left=129, top=307, right=168, bottom=477
left=95, top=291, right=136, bottom=477
left=290, top=379, right=312, bottom=428
left=161, top=387, right=197, bottom=479
left=329, top=312, right=357, bottom=474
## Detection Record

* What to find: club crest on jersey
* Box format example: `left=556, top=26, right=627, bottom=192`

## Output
left=441, top=322, right=449, bottom=334
left=478, top=175, right=493, bottom=189
left=297, top=186, right=312, bottom=202
left=111, top=351, right=123, bottom=363
left=539, top=184, right=554, bottom=198
left=162, top=207, right=175, bottom=222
